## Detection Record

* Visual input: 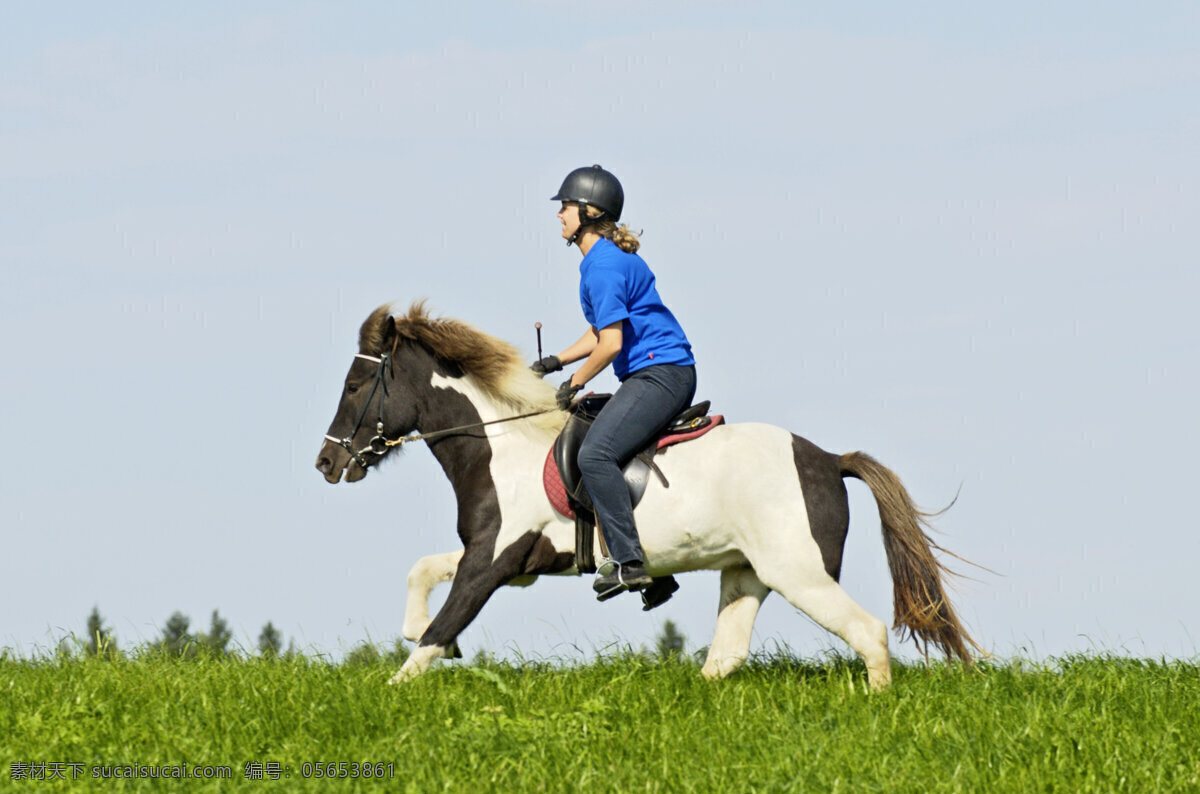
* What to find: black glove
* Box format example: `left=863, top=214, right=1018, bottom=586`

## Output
left=556, top=379, right=582, bottom=410
left=530, top=355, right=563, bottom=378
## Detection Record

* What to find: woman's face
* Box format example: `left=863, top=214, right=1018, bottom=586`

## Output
left=557, top=201, right=581, bottom=242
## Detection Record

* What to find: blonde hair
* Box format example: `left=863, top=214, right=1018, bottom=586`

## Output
left=584, top=205, right=641, bottom=253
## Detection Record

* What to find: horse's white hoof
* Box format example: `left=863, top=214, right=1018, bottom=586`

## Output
left=700, top=656, right=744, bottom=680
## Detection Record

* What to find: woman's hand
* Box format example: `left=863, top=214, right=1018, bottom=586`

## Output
left=556, top=379, right=582, bottom=410
left=530, top=355, right=562, bottom=377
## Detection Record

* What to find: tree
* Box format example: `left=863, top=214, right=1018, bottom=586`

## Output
left=198, top=609, right=233, bottom=656
left=655, top=620, right=686, bottom=660
left=85, top=606, right=118, bottom=659
left=344, top=641, right=382, bottom=667
left=258, top=621, right=283, bottom=658
left=344, top=639, right=409, bottom=667
left=160, top=611, right=194, bottom=658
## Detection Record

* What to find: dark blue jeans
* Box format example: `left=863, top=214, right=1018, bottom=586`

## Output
left=577, top=364, right=697, bottom=565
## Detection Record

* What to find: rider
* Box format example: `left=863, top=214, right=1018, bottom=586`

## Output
left=532, top=164, right=697, bottom=601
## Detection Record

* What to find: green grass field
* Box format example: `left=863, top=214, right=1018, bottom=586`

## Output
left=3, top=651, right=1198, bottom=792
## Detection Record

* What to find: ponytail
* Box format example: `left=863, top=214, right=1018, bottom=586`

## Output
left=610, top=224, right=641, bottom=253
left=584, top=206, right=642, bottom=253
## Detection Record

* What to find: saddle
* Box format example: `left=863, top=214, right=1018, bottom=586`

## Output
left=542, top=394, right=724, bottom=609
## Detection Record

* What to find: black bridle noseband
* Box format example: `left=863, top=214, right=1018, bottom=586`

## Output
left=324, top=351, right=555, bottom=470
left=324, top=352, right=395, bottom=468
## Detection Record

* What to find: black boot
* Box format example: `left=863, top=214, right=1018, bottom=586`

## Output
left=593, top=561, right=654, bottom=602
left=640, top=576, right=680, bottom=611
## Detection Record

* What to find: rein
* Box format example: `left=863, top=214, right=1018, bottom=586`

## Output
left=382, top=409, right=557, bottom=448
left=324, top=352, right=554, bottom=467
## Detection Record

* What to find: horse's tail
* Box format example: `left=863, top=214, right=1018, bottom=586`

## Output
left=839, top=451, right=981, bottom=663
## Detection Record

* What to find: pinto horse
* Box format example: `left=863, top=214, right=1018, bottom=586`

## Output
left=315, top=303, right=980, bottom=689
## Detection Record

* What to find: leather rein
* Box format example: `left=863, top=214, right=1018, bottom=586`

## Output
left=323, top=352, right=554, bottom=468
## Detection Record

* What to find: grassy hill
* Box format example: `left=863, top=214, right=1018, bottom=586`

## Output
left=2, top=651, right=1197, bottom=792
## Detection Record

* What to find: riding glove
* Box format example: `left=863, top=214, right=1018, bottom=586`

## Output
left=556, top=379, right=582, bottom=410
left=530, top=355, right=563, bottom=377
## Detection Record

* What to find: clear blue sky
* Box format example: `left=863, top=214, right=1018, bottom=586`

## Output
left=3, top=2, right=1197, bottom=662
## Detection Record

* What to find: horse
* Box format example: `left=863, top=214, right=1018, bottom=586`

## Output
left=315, top=302, right=981, bottom=689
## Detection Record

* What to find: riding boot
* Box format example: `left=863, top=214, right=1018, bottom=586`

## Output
left=640, top=575, right=680, bottom=611
left=593, top=560, right=653, bottom=601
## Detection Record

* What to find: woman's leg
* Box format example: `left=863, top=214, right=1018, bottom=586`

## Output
left=577, top=365, right=697, bottom=565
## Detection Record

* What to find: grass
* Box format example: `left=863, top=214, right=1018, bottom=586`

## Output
left=2, top=650, right=1198, bottom=792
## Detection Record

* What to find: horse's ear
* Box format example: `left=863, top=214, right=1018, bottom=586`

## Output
left=380, top=315, right=398, bottom=353
left=359, top=304, right=399, bottom=355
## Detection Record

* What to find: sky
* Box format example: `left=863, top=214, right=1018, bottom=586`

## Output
left=2, top=2, right=1198, bottom=665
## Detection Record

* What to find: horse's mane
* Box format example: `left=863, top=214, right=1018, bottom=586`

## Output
left=360, top=301, right=565, bottom=437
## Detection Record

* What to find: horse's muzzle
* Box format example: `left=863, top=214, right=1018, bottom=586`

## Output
left=315, top=439, right=365, bottom=484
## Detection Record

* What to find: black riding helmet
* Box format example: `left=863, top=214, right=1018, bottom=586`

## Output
left=551, top=164, right=624, bottom=245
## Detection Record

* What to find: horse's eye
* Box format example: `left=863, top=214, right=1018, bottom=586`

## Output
left=346, top=383, right=359, bottom=395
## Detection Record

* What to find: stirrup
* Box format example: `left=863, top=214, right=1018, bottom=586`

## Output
left=593, top=560, right=623, bottom=602
left=595, top=580, right=627, bottom=602
left=593, top=560, right=651, bottom=602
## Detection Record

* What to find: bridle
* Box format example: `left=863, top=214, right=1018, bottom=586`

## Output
left=323, top=353, right=395, bottom=468
left=323, top=352, right=555, bottom=470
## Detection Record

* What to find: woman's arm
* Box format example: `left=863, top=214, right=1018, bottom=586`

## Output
left=556, top=326, right=599, bottom=365
left=569, top=321, right=623, bottom=388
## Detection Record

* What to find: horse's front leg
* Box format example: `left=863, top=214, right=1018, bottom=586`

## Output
left=402, top=549, right=464, bottom=642
left=390, top=532, right=540, bottom=684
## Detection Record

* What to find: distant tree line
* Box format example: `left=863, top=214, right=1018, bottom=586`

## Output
left=74, top=607, right=689, bottom=665
left=77, top=606, right=304, bottom=661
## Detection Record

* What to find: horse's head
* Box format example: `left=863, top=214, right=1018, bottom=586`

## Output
left=315, top=305, right=425, bottom=484
left=316, top=301, right=563, bottom=484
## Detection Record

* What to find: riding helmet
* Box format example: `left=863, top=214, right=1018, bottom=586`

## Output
left=551, top=164, right=624, bottom=222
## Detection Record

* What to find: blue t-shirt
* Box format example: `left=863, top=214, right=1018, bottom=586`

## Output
left=578, top=238, right=695, bottom=381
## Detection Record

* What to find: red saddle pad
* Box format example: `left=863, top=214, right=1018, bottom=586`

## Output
left=542, top=416, right=724, bottom=519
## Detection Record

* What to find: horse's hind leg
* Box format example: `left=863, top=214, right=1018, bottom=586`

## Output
left=701, top=566, right=770, bottom=680
left=754, top=562, right=892, bottom=690
left=402, top=550, right=463, bottom=642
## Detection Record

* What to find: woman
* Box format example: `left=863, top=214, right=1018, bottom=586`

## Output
left=532, top=164, right=697, bottom=601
